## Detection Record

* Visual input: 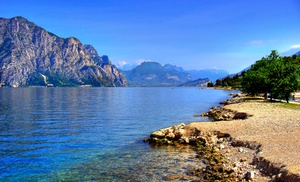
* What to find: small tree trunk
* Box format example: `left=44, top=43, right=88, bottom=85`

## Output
left=264, top=92, right=268, bottom=99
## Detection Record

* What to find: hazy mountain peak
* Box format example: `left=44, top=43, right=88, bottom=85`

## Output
left=121, top=61, right=191, bottom=86
left=280, top=47, right=300, bottom=56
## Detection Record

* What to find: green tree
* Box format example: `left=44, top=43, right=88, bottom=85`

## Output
left=207, top=81, right=214, bottom=87
left=215, top=79, right=222, bottom=86
left=242, top=50, right=300, bottom=102
left=269, top=56, right=300, bottom=103
left=242, top=56, right=270, bottom=97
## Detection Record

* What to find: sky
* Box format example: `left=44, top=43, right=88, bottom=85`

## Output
left=1, top=0, right=300, bottom=73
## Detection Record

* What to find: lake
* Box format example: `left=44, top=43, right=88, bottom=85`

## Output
left=0, top=87, right=236, bottom=181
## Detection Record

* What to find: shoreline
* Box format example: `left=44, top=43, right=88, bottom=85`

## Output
left=145, top=95, right=300, bottom=181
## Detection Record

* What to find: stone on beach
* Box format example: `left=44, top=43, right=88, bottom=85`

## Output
left=233, top=112, right=249, bottom=119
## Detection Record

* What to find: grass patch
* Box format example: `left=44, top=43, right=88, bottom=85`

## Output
left=242, top=97, right=300, bottom=110
left=244, top=97, right=265, bottom=101
left=275, top=102, right=300, bottom=110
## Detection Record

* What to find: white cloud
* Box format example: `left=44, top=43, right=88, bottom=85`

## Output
left=248, top=39, right=277, bottom=46
left=291, top=44, right=300, bottom=49
left=249, top=40, right=264, bottom=45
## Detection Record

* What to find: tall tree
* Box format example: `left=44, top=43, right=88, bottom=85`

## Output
left=269, top=56, right=300, bottom=103
left=242, top=50, right=300, bottom=102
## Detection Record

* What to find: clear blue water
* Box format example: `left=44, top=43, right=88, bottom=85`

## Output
left=0, top=87, right=235, bottom=181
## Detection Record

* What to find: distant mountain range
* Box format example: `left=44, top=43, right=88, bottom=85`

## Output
left=280, top=47, right=300, bottom=57
left=0, top=16, right=127, bottom=87
left=187, top=69, right=229, bottom=82
left=117, top=61, right=229, bottom=82
left=121, top=62, right=191, bottom=87
left=120, top=62, right=228, bottom=87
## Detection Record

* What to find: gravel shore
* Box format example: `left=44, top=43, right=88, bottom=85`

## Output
left=187, top=98, right=300, bottom=181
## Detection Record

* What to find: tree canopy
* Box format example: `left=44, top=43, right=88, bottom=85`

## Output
left=241, top=50, right=300, bottom=103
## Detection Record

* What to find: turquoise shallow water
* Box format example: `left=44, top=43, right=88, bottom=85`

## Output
left=0, top=87, right=235, bottom=181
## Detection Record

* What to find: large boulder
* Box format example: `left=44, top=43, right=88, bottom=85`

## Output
left=233, top=112, right=249, bottom=120
left=150, top=131, right=165, bottom=138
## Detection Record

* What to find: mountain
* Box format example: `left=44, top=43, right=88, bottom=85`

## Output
left=280, top=48, right=300, bottom=57
left=179, top=78, right=210, bottom=87
left=187, top=69, right=229, bottom=82
left=163, top=63, right=185, bottom=73
left=0, top=16, right=127, bottom=87
left=120, top=61, right=230, bottom=86
left=121, top=62, right=191, bottom=86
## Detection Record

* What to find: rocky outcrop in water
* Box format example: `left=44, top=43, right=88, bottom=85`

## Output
left=145, top=124, right=274, bottom=181
left=0, top=16, right=128, bottom=87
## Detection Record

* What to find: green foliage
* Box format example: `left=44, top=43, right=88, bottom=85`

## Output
left=27, top=72, right=47, bottom=86
left=207, top=81, right=214, bottom=87
left=241, top=50, right=300, bottom=103
left=215, top=74, right=242, bottom=88
left=44, top=71, right=78, bottom=87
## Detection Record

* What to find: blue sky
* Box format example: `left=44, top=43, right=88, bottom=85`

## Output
left=1, top=0, right=300, bottom=73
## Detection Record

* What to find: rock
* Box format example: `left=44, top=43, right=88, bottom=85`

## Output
left=160, top=128, right=172, bottom=135
left=150, top=131, right=165, bottom=138
left=238, top=147, right=244, bottom=153
left=216, top=132, right=230, bottom=138
left=148, top=123, right=188, bottom=144
left=219, top=144, right=225, bottom=150
left=233, top=112, right=248, bottom=119
left=143, top=138, right=150, bottom=142
left=174, top=128, right=185, bottom=139
left=202, top=106, right=237, bottom=121
left=197, top=136, right=207, bottom=144
left=245, top=171, right=255, bottom=180
left=165, top=132, right=175, bottom=140
left=182, top=137, right=189, bottom=144
left=217, top=138, right=224, bottom=143
left=220, top=97, right=244, bottom=105
left=241, top=157, right=247, bottom=162
left=164, top=175, right=184, bottom=181
left=208, top=135, right=218, bottom=145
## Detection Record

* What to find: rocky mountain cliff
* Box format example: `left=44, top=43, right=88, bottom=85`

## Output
left=121, top=62, right=192, bottom=86
left=0, top=16, right=127, bottom=87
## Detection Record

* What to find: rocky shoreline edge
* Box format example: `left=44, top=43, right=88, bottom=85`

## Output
left=144, top=95, right=300, bottom=181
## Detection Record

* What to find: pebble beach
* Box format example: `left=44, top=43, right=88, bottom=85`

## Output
left=148, top=96, right=300, bottom=181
